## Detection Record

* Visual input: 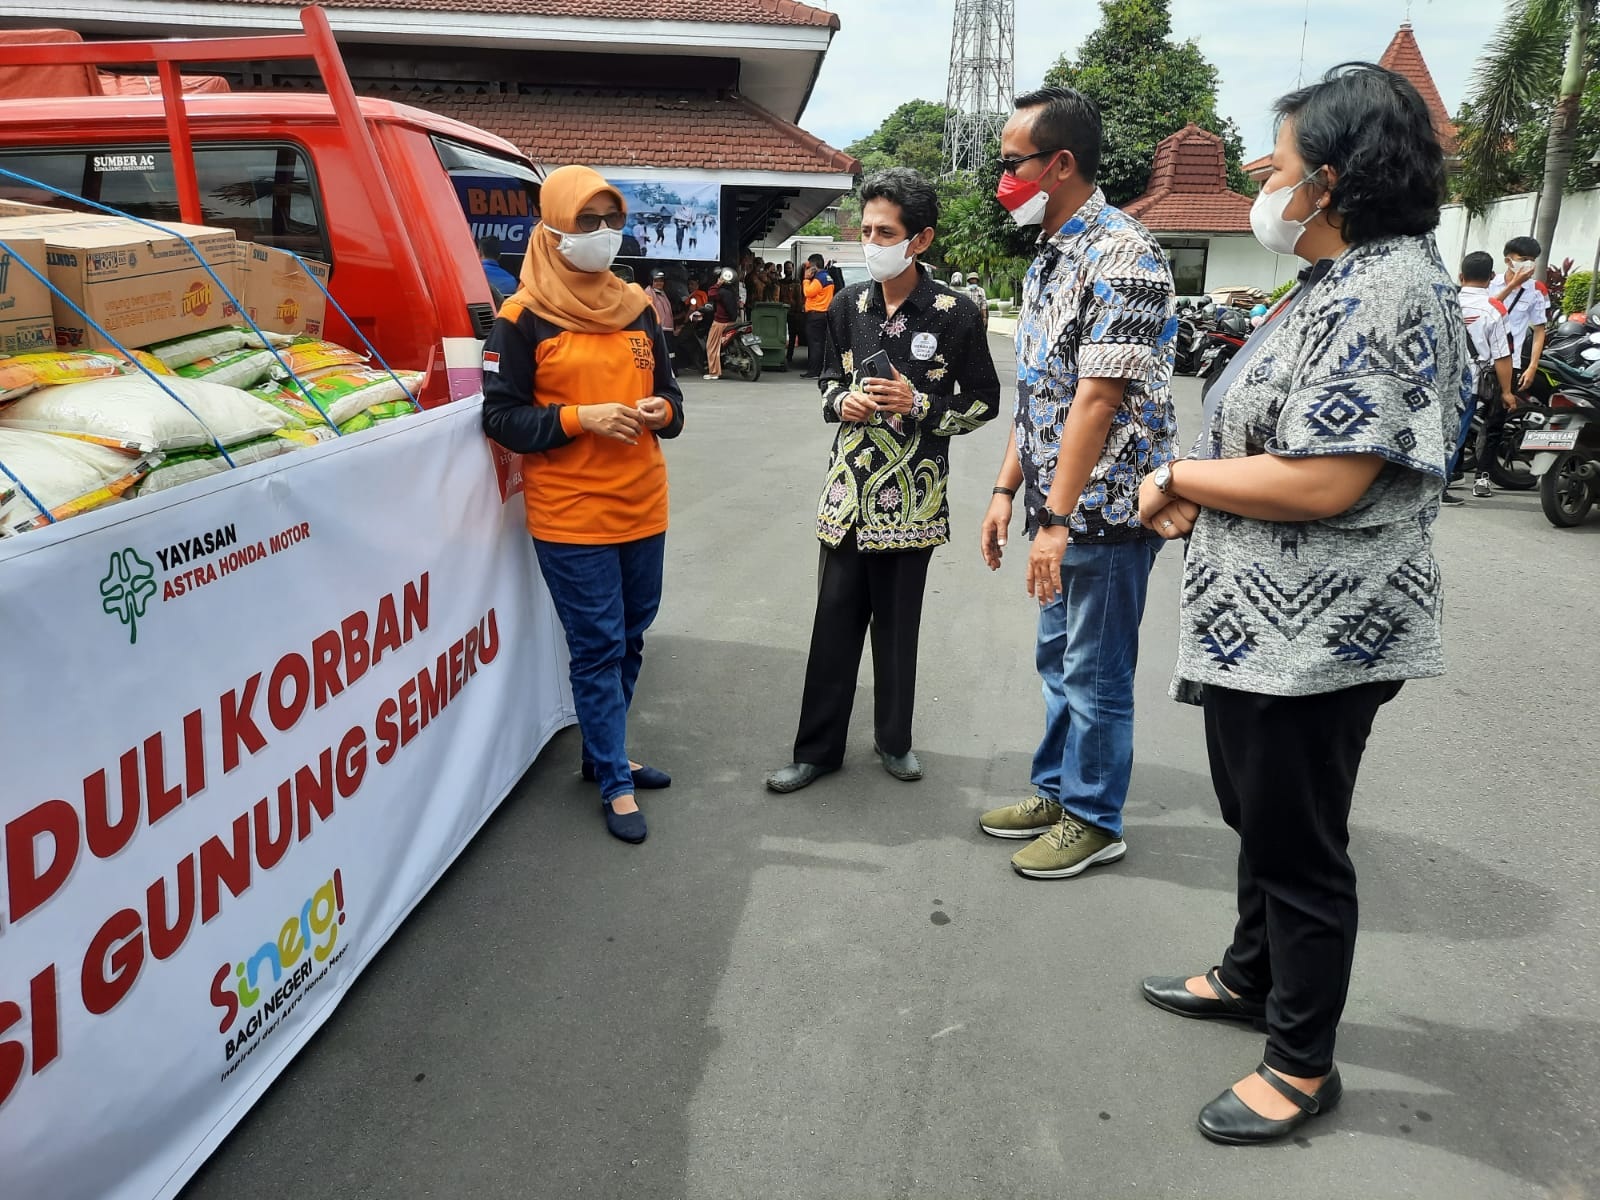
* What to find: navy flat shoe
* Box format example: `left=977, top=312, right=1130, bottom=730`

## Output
left=602, top=801, right=647, bottom=844
left=582, top=761, right=672, bottom=790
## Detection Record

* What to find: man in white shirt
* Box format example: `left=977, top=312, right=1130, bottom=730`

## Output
left=1490, top=236, right=1549, bottom=394
left=1451, top=251, right=1517, bottom=503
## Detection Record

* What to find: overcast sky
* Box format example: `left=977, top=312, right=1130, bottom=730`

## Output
left=801, top=0, right=1505, bottom=160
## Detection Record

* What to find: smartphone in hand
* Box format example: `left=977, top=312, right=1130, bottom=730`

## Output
left=856, top=349, right=894, bottom=384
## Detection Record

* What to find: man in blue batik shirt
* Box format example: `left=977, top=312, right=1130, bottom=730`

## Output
left=977, top=85, right=1179, bottom=880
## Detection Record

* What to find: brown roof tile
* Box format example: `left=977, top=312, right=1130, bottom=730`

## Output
left=360, top=84, right=860, bottom=175
left=1378, top=22, right=1458, bottom=154
left=222, top=0, right=837, bottom=24
left=1123, top=123, right=1256, bottom=233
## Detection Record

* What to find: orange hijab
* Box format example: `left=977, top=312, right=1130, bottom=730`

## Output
left=512, top=165, right=650, bottom=334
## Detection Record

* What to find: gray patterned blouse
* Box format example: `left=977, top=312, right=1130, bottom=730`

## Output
left=1173, top=234, right=1472, bottom=701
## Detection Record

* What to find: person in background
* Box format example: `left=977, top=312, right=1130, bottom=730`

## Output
left=702, top=266, right=740, bottom=382
left=977, top=85, right=1176, bottom=881
left=782, top=261, right=805, bottom=366
left=1136, top=64, right=1466, bottom=1146
left=766, top=168, right=1000, bottom=794
left=1444, top=251, right=1515, bottom=506
left=1484, top=235, right=1548, bottom=497
left=647, top=268, right=677, bottom=360
left=801, top=253, right=835, bottom=377
left=633, top=218, right=651, bottom=257
left=480, top=164, right=685, bottom=846
left=967, top=275, right=990, bottom=331
left=479, top=235, right=519, bottom=300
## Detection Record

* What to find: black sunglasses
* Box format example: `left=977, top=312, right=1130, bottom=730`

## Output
left=997, top=148, right=1066, bottom=176
left=574, top=211, right=628, bottom=233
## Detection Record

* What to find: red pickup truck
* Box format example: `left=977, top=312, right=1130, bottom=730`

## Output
left=0, top=13, right=542, bottom=405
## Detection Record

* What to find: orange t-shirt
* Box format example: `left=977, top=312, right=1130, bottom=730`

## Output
left=804, top=275, right=835, bottom=313
left=496, top=299, right=675, bottom=545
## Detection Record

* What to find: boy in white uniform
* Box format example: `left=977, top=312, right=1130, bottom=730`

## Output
left=1448, top=251, right=1516, bottom=503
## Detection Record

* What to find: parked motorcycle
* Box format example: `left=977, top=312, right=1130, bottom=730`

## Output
left=1523, top=375, right=1600, bottom=527
left=1173, top=296, right=1214, bottom=376
left=686, top=305, right=764, bottom=382
left=1197, top=308, right=1252, bottom=386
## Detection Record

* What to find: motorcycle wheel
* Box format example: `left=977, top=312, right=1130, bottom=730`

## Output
left=732, top=345, right=762, bottom=383
left=1485, top=418, right=1538, bottom=491
left=1539, top=450, right=1596, bottom=527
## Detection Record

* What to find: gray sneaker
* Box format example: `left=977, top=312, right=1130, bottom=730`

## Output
left=1472, top=473, right=1492, bottom=498
left=979, top=794, right=1064, bottom=839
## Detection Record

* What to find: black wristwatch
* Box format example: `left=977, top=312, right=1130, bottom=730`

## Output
left=1032, top=505, right=1071, bottom=530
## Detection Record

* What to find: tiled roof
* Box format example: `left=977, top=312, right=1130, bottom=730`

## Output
left=1378, top=22, right=1458, bottom=154
left=1123, top=123, right=1255, bottom=234
left=219, top=0, right=837, bottom=24
left=1242, top=152, right=1271, bottom=181
left=360, top=84, right=860, bottom=175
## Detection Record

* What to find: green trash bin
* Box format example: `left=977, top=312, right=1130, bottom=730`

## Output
left=749, top=301, right=791, bottom=371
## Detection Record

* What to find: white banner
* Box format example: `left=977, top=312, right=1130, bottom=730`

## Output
left=0, top=400, right=574, bottom=1200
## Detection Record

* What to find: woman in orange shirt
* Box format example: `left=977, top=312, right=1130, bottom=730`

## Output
left=482, top=165, right=685, bottom=845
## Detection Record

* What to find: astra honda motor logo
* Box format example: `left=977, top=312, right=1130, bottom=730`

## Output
left=212, top=871, right=347, bottom=1065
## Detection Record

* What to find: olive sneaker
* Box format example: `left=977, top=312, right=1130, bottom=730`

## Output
left=1010, top=814, right=1127, bottom=879
left=979, top=794, right=1063, bottom=839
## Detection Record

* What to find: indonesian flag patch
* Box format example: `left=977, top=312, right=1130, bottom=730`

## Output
left=483, top=351, right=501, bottom=373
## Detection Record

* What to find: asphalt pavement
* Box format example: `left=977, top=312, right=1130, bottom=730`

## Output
left=182, top=338, right=1600, bottom=1200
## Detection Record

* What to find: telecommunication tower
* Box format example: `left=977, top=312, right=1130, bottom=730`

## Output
left=943, top=0, right=1016, bottom=176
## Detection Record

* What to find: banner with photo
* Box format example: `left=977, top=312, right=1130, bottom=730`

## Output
left=613, top=178, right=721, bottom=262
left=0, top=401, right=575, bottom=1200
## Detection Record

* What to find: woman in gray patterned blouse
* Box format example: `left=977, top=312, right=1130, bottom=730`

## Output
left=1134, top=64, right=1471, bottom=1145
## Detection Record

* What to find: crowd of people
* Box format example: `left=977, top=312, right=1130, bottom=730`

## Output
left=480, top=62, right=1467, bottom=1146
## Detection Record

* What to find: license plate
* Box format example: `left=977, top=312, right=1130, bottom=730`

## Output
left=1521, top=429, right=1579, bottom=451
left=741, top=334, right=763, bottom=347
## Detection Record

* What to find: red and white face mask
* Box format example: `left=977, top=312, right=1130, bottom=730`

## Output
left=996, top=152, right=1061, bottom=227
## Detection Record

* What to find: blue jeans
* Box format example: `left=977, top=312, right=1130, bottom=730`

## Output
left=1446, top=392, right=1476, bottom=480
left=533, top=534, right=665, bottom=803
left=1030, top=538, right=1160, bottom=838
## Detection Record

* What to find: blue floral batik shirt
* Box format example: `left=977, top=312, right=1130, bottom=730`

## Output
left=1173, top=234, right=1472, bottom=701
left=1015, top=189, right=1179, bottom=541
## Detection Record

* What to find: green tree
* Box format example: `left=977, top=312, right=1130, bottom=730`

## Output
left=845, top=99, right=949, bottom=180
left=1042, top=0, right=1251, bottom=206
left=1457, top=0, right=1599, bottom=273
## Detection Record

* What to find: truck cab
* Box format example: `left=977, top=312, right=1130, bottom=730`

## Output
left=0, top=92, right=542, bottom=405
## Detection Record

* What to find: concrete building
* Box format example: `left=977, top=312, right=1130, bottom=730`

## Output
left=0, top=0, right=862, bottom=263
left=1124, top=123, right=1293, bottom=296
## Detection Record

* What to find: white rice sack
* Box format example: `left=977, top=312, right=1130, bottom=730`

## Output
left=175, top=349, right=277, bottom=390
left=0, top=375, right=292, bottom=453
left=0, top=429, right=157, bottom=535
left=135, top=435, right=296, bottom=496
left=146, top=328, right=250, bottom=369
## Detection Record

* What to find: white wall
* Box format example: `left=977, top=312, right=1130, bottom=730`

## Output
left=1437, top=188, right=1600, bottom=279
left=1202, top=235, right=1297, bottom=293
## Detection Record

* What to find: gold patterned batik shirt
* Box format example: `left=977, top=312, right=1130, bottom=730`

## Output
left=814, top=266, right=1001, bottom=551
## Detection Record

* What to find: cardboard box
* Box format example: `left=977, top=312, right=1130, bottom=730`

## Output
left=0, top=214, right=237, bottom=351
left=0, top=200, right=73, bottom=220
left=229, top=242, right=330, bottom=338
left=0, top=236, right=56, bottom=356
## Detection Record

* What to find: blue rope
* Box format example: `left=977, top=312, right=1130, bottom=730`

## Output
left=0, top=452, right=58, bottom=528
left=0, top=166, right=345, bottom=434
left=0, top=236, right=237, bottom=467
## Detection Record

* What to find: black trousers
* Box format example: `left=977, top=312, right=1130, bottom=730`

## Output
left=793, top=532, right=933, bottom=767
left=804, top=312, right=829, bottom=373
left=1204, top=680, right=1402, bottom=1077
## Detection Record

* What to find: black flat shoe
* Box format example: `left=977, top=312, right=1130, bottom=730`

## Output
left=602, top=802, right=647, bottom=845
left=874, top=744, right=922, bottom=781
left=765, top=762, right=837, bottom=793
left=582, top=761, right=672, bottom=790
left=1197, top=1064, right=1342, bottom=1146
left=1141, top=968, right=1266, bottom=1027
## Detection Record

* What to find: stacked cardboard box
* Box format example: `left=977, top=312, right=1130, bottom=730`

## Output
left=0, top=213, right=237, bottom=351
left=228, top=242, right=330, bottom=338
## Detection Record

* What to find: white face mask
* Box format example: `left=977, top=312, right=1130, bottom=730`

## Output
left=863, top=238, right=914, bottom=282
left=553, top=225, right=623, bottom=273
left=1250, top=173, right=1320, bottom=258
left=1005, top=190, right=1050, bottom=229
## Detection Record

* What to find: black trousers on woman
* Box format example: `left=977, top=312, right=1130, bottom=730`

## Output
left=1203, top=679, right=1402, bottom=1077
left=793, top=532, right=933, bottom=768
